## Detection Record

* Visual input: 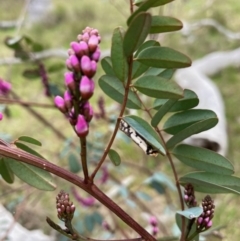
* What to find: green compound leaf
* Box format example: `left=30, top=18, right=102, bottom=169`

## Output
left=151, top=99, right=177, bottom=127
left=129, top=0, right=175, bottom=24
left=108, top=149, right=121, bottom=166
left=18, top=136, right=42, bottom=146
left=111, top=27, right=128, bottom=82
left=150, top=16, right=182, bottom=33
left=133, top=75, right=183, bottom=99
left=7, top=158, right=56, bottom=191
left=163, top=109, right=217, bottom=135
left=166, top=117, right=218, bottom=149
left=124, top=12, right=151, bottom=57
left=0, top=158, right=15, bottom=184
left=171, top=144, right=234, bottom=175
left=101, top=57, right=116, bottom=77
left=179, top=172, right=240, bottom=194
left=123, top=115, right=166, bottom=155
left=153, top=89, right=199, bottom=112
left=136, top=46, right=192, bottom=68
left=99, top=75, right=141, bottom=109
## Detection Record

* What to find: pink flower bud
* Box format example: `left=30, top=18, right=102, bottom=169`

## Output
left=68, top=48, right=75, bottom=56
left=65, top=58, right=73, bottom=70
left=69, top=55, right=80, bottom=72
left=91, top=48, right=101, bottom=62
left=70, top=42, right=81, bottom=55
left=149, top=216, right=158, bottom=227
left=88, top=35, right=98, bottom=52
left=80, top=76, right=94, bottom=100
left=206, top=220, right=212, bottom=229
left=82, top=101, right=94, bottom=122
left=54, top=96, right=67, bottom=113
left=81, top=56, right=92, bottom=77
left=152, top=226, right=159, bottom=236
left=90, top=60, right=97, bottom=77
left=75, top=114, right=89, bottom=137
left=90, top=29, right=99, bottom=36
left=82, top=32, right=90, bottom=42
left=0, top=112, right=3, bottom=120
left=0, top=79, right=11, bottom=95
left=78, top=41, right=89, bottom=55
left=64, top=90, right=73, bottom=109
left=64, top=72, right=76, bottom=91
left=197, top=217, right=203, bottom=225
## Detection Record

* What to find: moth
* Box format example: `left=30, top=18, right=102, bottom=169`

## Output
left=119, top=119, right=159, bottom=156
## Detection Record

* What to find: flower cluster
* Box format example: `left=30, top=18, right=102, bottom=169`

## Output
left=184, top=183, right=197, bottom=207
left=197, top=195, right=214, bottom=231
left=54, top=27, right=101, bottom=137
left=0, top=78, right=11, bottom=96
left=56, top=190, right=75, bottom=222
left=149, top=216, right=159, bottom=236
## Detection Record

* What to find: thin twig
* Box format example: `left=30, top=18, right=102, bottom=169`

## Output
left=0, top=97, right=55, bottom=108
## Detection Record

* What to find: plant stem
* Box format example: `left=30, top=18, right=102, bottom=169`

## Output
left=134, top=93, right=186, bottom=240
left=0, top=97, right=55, bottom=108
left=0, top=144, right=156, bottom=241
left=80, top=137, right=89, bottom=182
left=90, top=56, right=134, bottom=181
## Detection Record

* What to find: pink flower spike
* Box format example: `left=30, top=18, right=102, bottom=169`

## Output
left=81, top=56, right=92, bottom=77
left=80, top=76, right=94, bottom=100
left=54, top=96, right=67, bottom=113
left=91, top=48, right=101, bottom=62
left=88, top=35, right=98, bottom=52
left=64, top=72, right=75, bottom=91
left=69, top=55, right=80, bottom=72
left=75, top=114, right=89, bottom=137
left=0, top=112, right=3, bottom=120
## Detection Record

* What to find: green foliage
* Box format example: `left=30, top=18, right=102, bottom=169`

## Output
left=108, top=149, right=121, bottom=166
left=123, top=115, right=166, bottom=155
left=99, top=75, right=141, bottom=109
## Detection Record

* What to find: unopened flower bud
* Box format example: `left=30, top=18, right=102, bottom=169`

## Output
left=0, top=79, right=11, bottom=95
left=88, top=35, right=98, bottom=52
left=206, top=220, right=212, bottom=229
left=80, top=76, right=94, bottom=100
left=65, top=58, right=73, bottom=70
left=82, top=101, right=94, bottom=122
left=81, top=32, right=90, bottom=42
left=68, top=48, right=75, bottom=56
left=152, top=226, right=159, bottom=236
left=64, top=72, right=76, bottom=91
left=69, top=55, right=80, bottom=72
left=0, top=112, right=3, bottom=120
left=149, top=216, right=158, bottom=227
left=75, top=114, right=89, bottom=137
left=64, top=90, right=73, bottom=109
left=91, top=48, right=101, bottom=62
left=81, top=56, right=92, bottom=77
left=54, top=96, right=67, bottom=113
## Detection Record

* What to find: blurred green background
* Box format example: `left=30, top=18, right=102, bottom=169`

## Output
left=0, top=0, right=240, bottom=241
